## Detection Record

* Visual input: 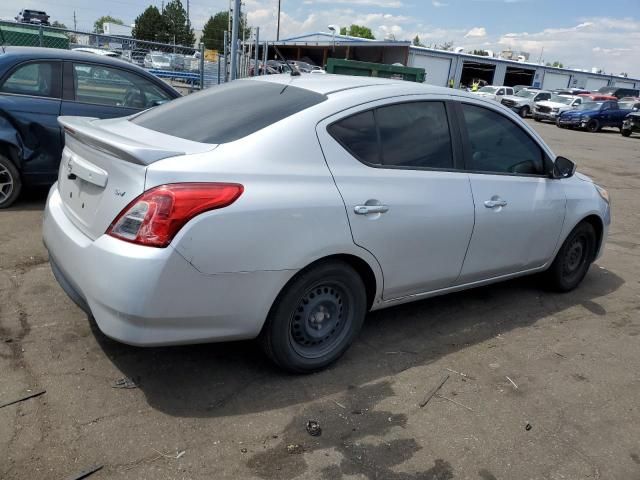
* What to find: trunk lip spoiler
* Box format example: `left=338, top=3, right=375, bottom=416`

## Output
left=58, top=116, right=214, bottom=166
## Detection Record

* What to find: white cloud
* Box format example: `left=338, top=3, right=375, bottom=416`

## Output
left=432, top=1, right=449, bottom=7
left=465, top=27, right=487, bottom=38
left=303, top=0, right=403, bottom=7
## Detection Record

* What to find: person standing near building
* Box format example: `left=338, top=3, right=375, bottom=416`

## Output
left=471, top=79, right=480, bottom=92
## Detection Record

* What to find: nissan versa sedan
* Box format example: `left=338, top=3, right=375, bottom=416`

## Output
left=43, top=75, right=611, bottom=373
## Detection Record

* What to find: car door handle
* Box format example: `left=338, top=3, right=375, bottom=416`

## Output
left=484, top=199, right=508, bottom=208
left=354, top=205, right=389, bottom=215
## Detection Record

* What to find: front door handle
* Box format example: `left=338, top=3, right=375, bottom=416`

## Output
left=484, top=199, right=508, bottom=208
left=354, top=205, right=389, bottom=215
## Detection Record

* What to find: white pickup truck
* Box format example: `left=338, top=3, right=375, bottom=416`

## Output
left=500, top=88, right=552, bottom=118
left=533, top=95, right=583, bottom=123
left=473, top=85, right=514, bottom=102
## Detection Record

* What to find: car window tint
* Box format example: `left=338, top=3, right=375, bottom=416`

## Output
left=132, top=80, right=326, bottom=144
left=327, top=110, right=380, bottom=165
left=376, top=102, right=453, bottom=169
left=461, top=104, right=544, bottom=175
left=0, top=62, right=60, bottom=98
left=73, top=63, right=172, bottom=109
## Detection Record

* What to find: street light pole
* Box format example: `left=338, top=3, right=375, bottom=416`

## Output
left=230, top=0, right=241, bottom=80
left=276, top=0, right=281, bottom=41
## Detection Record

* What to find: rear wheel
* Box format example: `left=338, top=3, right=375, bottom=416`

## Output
left=546, top=222, right=596, bottom=292
left=621, top=129, right=632, bottom=137
left=260, top=260, right=367, bottom=373
left=519, top=106, right=530, bottom=118
left=586, top=119, right=600, bottom=133
left=0, top=154, right=21, bottom=209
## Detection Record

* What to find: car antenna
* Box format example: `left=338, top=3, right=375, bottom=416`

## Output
left=272, top=45, right=300, bottom=77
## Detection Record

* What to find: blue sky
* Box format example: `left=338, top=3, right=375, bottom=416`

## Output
left=2, top=0, right=639, bottom=76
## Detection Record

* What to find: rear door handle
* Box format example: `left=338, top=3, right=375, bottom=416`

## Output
left=354, top=205, right=389, bottom=215
left=484, top=199, right=508, bottom=208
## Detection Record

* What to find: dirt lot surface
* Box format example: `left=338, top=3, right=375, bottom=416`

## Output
left=1, top=121, right=639, bottom=480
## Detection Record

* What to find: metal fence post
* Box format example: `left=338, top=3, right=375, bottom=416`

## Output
left=217, top=54, right=221, bottom=85
left=223, top=31, right=228, bottom=82
left=254, top=27, right=259, bottom=76
left=199, top=43, right=205, bottom=89
left=38, top=25, right=43, bottom=47
left=230, top=0, right=240, bottom=80
left=262, top=41, right=268, bottom=75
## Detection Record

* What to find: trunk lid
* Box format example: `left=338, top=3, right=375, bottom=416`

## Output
left=57, top=116, right=215, bottom=240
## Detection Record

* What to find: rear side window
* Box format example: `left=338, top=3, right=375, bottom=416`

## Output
left=328, top=101, right=453, bottom=170
left=131, top=80, right=327, bottom=144
left=0, top=61, right=61, bottom=98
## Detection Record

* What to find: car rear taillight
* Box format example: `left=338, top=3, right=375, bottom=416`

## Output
left=106, top=183, right=243, bottom=247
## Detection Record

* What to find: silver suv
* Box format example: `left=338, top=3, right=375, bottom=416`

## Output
left=501, top=88, right=552, bottom=117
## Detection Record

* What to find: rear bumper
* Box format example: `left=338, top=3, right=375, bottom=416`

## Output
left=43, top=184, right=295, bottom=346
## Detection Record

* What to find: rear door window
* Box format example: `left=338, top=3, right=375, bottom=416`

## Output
left=0, top=61, right=61, bottom=98
left=73, top=63, right=172, bottom=109
left=328, top=101, right=454, bottom=170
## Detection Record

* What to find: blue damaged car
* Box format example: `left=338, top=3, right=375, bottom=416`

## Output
left=556, top=99, right=637, bottom=133
left=0, top=46, right=180, bottom=208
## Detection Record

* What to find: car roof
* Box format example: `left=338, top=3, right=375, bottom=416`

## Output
left=249, top=73, right=453, bottom=96
left=1, top=46, right=143, bottom=70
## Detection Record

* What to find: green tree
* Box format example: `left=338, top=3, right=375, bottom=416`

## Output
left=546, top=60, right=563, bottom=68
left=339, top=24, right=375, bottom=40
left=437, top=41, right=454, bottom=51
left=472, top=49, right=489, bottom=56
left=132, top=6, right=165, bottom=42
left=201, top=11, right=250, bottom=51
left=161, top=0, right=195, bottom=46
left=412, top=35, right=424, bottom=47
left=93, top=15, right=123, bottom=34
left=51, top=21, right=77, bottom=42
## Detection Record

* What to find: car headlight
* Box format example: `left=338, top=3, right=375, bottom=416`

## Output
left=552, top=108, right=560, bottom=112
left=594, top=184, right=610, bottom=204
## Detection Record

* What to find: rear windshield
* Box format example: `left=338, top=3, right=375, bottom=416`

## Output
left=131, top=80, right=327, bottom=144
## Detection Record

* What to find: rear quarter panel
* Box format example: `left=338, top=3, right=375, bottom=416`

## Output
left=145, top=112, right=383, bottom=291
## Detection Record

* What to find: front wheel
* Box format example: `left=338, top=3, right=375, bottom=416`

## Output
left=545, top=222, right=597, bottom=292
left=519, top=106, right=530, bottom=118
left=621, top=129, right=632, bottom=137
left=534, top=116, right=542, bottom=122
left=260, top=260, right=367, bottom=373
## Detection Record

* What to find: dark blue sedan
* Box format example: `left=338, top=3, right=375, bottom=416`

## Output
left=0, top=46, right=180, bottom=207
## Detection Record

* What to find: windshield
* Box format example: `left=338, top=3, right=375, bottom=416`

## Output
left=478, top=86, right=499, bottom=93
left=597, top=87, right=614, bottom=94
left=516, top=90, right=536, bottom=98
left=619, top=101, right=637, bottom=110
left=576, top=102, right=603, bottom=111
left=151, top=55, right=169, bottom=62
left=549, top=95, right=573, bottom=105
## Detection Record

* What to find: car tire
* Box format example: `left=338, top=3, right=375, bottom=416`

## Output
left=586, top=119, right=600, bottom=133
left=621, top=129, right=632, bottom=137
left=0, top=153, right=21, bottom=209
left=534, top=116, right=541, bottom=122
left=519, top=106, right=530, bottom=118
left=260, top=260, right=367, bottom=373
left=545, top=222, right=597, bottom=292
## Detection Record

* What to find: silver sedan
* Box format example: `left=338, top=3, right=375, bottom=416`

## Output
left=43, top=74, right=611, bottom=372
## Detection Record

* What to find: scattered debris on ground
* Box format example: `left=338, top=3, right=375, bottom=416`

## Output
left=506, top=376, right=519, bottom=390
left=0, top=389, right=46, bottom=409
left=66, top=464, right=103, bottom=480
left=112, top=377, right=139, bottom=389
left=287, top=444, right=304, bottom=454
left=420, top=374, right=450, bottom=408
left=306, top=420, right=322, bottom=436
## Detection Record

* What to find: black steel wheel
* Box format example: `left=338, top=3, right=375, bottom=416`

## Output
left=261, top=260, right=367, bottom=373
left=546, top=222, right=596, bottom=292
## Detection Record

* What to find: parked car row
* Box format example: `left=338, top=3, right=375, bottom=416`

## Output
left=472, top=84, right=640, bottom=136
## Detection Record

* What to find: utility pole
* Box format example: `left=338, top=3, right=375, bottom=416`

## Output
left=254, top=27, right=259, bottom=76
left=73, top=11, right=77, bottom=30
left=186, top=0, right=190, bottom=29
left=276, top=0, right=281, bottom=41
left=230, top=0, right=240, bottom=80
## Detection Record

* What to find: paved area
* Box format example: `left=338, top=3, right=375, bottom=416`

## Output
left=1, top=121, right=639, bottom=480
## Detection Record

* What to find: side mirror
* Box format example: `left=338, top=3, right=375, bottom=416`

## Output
left=553, top=156, right=576, bottom=179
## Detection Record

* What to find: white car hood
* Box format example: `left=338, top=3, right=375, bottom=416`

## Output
left=537, top=100, right=571, bottom=109
left=502, top=95, right=526, bottom=103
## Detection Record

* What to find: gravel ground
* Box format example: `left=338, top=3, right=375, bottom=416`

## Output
left=1, top=120, right=639, bottom=480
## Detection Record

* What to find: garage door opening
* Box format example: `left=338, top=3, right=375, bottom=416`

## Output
left=504, top=66, right=535, bottom=87
left=460, top=61, right=495, bottom=88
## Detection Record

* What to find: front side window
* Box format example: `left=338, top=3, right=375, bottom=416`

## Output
left=0, top=61, right=61, bottom=98
left=328, top=101, right=453, bottom=170
left=461, top=104, right=545, bottom=175
left=73, top=63, right=172, bottom=109
left=497, top=89, right=505, bottom=95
